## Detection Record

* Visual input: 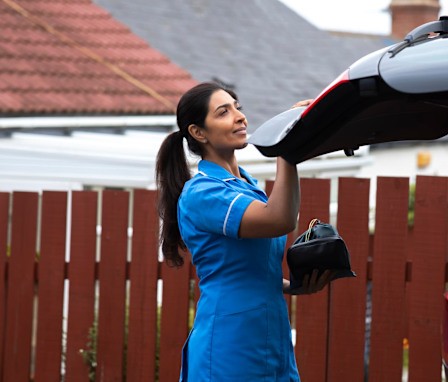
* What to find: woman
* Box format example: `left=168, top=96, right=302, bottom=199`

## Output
left=156, top=82, right=332, bottom=381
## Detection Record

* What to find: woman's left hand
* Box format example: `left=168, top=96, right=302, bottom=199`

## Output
left=284, top=269, right=335, bottom=295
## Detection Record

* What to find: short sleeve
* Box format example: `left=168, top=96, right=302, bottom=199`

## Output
left=178, top=177, right=255, bottom=239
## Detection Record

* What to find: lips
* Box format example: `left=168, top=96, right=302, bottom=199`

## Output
left=234, top=127, right=247, bottom=135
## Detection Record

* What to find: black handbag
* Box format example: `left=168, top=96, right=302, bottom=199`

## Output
left=287, top=219, right=356, bottom=289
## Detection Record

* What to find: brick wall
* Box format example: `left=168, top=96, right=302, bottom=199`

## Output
left=390, top=1, right=440, bottom=39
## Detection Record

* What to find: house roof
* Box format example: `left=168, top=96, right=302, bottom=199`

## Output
left=0, top=0, right=379, bottom=191
left=0, top=0, right=197, bottom=116
left=94, top=0, right=396, bottom=129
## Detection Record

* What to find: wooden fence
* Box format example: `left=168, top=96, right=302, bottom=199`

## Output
left=0, top=175, right=447, bottom=382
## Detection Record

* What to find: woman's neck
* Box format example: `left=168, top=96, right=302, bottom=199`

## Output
left=203, top=153, right=241, bottom=179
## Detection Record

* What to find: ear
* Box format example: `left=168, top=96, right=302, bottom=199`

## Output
left=188, top=124, right=208, bottom=144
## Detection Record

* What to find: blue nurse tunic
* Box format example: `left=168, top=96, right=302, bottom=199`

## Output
left=178, top=160, right=300, bottom=382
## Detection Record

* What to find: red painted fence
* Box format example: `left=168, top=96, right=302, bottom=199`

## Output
left=0, top=176, right=447, bottom=382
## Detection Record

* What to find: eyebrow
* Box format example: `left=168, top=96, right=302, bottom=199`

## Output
left=214, top=100, right=239, bottom=113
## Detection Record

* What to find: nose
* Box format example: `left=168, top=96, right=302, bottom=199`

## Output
left=235, top=108, right=246, bottom=122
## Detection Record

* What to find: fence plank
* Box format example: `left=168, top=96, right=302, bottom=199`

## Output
left=326, top=177, right=370, bottom=381
left=265, top=180, right=298, bottom=310
left=34, top=192, right=67, bottom=382
left=159, top=259, right=191, bottom=381
left=3, top=192, right=38, bottom=382
left=368, top=177, right=409, bottom=382
left=0, top=193, right=10, bottom=381
left=96, top=190, right=129, bottom=382
left=408, top=176, right=448, bottom=382
left=126, top=190, right=159, bottom=382
left=294, top=178, right=331, bottom=382
left=65, top=191, right=98, bottom=382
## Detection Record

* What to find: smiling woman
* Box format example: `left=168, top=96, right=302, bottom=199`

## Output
left=155, top=82, right=333, bottom=382
left=188, top=89, right=249, bottom=162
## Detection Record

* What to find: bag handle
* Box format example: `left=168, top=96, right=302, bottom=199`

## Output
left=305, top=218, right=319, bottom=242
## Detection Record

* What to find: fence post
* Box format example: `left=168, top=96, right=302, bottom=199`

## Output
left=368, top=177, right=409, bottom=381
left=294, top=178, right=331, bottom=382
left=408, top=175, right=448, bottom=381
left=34, top=191, right=67, bottom=382
left=327, top=177, right=370, bottom=381
left=65, top=191, right=98, bottom=382
left=0, top=193, right=10, bottom=382
left=265, top=180, right=298, bottom=312
left=96, top=190, right=129, bottom=382
left=3, top=192, right=38, bottom=382
left=158, top=259, right=191, bottom=381
left=126, top=190, right=159, bottom=382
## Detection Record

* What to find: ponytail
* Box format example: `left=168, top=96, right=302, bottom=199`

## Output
left=156, top=131, right=190, bottom=267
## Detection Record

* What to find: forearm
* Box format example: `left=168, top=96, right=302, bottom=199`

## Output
left=239, top=157, right=300, bottom=238
left=265, top=157, right=300, bottom=233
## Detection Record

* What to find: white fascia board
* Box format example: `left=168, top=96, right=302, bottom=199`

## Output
left=0, top=145, right=155, bottom=165
left=0, top=115, right=177, bottom=129
left=0, top=179, right=84, bottom=193
left=1, top=131, right=168, bottom=162
left=0, top=169, right=154, bottom=188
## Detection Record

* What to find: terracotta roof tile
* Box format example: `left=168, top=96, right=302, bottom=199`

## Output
left=0, top=0, right=197, bottom=115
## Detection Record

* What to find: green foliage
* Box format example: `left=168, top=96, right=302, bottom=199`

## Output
left=80, top=320, right=98, bottom=382
left=79, top=281, right=196, bottom=381
left=403, top=347, right=409, bottom=369
left=80, top=305, right=153, bottom=381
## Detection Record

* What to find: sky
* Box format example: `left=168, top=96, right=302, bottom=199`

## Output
left=278, top=0, right=448, bottom=35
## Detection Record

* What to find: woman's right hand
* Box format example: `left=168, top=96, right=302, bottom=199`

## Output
left=291, top=99, right=314, bottom=109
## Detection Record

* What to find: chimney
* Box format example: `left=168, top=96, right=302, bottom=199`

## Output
left=390, top=0, right=441, bottom=39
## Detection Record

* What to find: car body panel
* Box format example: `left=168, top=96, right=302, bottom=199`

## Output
left=248, top=19, right=448, bottom=164
left=348, top=46, right=387, bottom=79
left=380, top=38, right=448, bottom=94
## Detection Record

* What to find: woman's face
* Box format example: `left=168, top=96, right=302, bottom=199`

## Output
left=200, top=89, right=248, bottom=157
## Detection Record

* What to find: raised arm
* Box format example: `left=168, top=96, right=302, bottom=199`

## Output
left=238, top=157, right=299, bottom=238
left=238, top=99, right=313, bottom=239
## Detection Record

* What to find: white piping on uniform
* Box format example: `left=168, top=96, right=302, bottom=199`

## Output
left=198, top=171, right=208, bottom=176
left=223, top=193, right=243, bottom=236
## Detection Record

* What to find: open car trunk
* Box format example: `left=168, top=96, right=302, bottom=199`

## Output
left=248, top=17, right=448, bottom=164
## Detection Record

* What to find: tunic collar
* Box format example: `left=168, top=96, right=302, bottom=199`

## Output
left=197, top=160, right=258, bottom=186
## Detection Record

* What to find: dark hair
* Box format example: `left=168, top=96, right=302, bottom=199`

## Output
left=156, top=82, right=238, bottom=267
